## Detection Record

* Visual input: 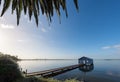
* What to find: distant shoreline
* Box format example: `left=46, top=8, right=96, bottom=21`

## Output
left=19, top=59, right=120, bottom=61
left=20, top=59, right=77, bottom=61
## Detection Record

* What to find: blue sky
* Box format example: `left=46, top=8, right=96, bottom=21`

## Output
left=0, top=0, right=120, bottom=59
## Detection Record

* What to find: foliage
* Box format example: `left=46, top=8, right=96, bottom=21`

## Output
left=0, top=52, right=19, bottom=61
left=0, top=56, right=22, bottom=82
left=41, top=78, right=79, bottom=82
left=16, top=77, right=79, bottom=82
left=65, top=79, right=79, bottom=82
left=0, top=0, right=79, bottom=26
left=38, top=77, right=61, bottom=82
left=16, top=77, right=45, bottom=82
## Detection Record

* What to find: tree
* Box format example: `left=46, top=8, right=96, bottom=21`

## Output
left=0, top=52, right=19, bottom=61
left=0, top=56, right=22, bottom=82
left=0, top=0, right=79, bottom=26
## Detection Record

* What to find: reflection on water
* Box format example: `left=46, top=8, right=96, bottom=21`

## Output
left=79, top=64, right=94, bottom=82
left=18, top=60, right=77, bottom=73
left=18, top=60, right=120, bottom=82
left=79, top=64, right=94, bottom=72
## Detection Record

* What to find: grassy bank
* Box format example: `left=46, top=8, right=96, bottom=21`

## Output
left=16, top=77, right=79, bottom=82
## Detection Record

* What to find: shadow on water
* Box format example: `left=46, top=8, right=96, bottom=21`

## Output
left=78, top=64, right=94, bottom=82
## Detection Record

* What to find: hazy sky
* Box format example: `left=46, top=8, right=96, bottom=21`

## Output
left=0, top=0, right=120, bottom=59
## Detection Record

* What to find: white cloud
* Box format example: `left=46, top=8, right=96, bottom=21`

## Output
left=102, top=46, right=111, bottom=50
left=0, top=24, right=15, bottom=29
left=113, top=45, right=120, bottom=49
left=102, top=44, right=120, bottom=50
left=41, top=27, right=47, bottom=32
left=17, top=39, right=27, bottom=43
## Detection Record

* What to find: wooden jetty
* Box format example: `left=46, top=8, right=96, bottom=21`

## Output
left=27, top=64, right=83, bottom=77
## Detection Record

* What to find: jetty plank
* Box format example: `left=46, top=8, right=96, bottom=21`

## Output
left=27, top=64, right=82, bottom=77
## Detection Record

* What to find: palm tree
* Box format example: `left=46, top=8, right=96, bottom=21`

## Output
left=0, top=0, right=79, bottom=26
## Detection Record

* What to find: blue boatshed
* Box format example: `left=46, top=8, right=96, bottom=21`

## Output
left=78, top=56, right=93, bottom=65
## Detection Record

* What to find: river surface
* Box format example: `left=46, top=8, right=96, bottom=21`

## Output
left=18, top=59, right=120, bottom=82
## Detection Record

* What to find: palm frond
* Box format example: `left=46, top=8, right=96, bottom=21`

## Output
left=1, top=0, right=11, bottom=16
left=0, top=0, right=79, bottom=26
left=0, top=0, right=2, bottom=5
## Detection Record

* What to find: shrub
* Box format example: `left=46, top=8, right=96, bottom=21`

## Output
left=0, top=56, right=22, bottom=82
left=0, top=52, right=19, bottom=61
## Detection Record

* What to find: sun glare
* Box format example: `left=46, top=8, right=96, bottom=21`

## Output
left=0, top=29, right=12, bottom=53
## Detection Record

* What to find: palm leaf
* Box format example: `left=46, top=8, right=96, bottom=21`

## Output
left=0, top=0, right=79, bottom=26
left=0, top=0, right=2, bottom=5
left=1, top=0, right=11, bottom=16
left=74, top=0, right=79, bottom=11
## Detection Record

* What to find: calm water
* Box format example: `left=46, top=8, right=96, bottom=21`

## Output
left=18, top=60, right=120, bottom=82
